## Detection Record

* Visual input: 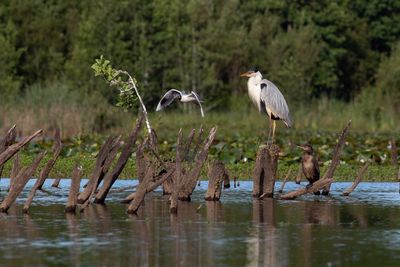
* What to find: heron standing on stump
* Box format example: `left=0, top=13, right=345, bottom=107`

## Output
left=298, top=144, right=321, bottom=195
left=240, top=68, right=292, bottom=143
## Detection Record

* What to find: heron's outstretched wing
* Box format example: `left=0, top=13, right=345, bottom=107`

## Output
left=189, top=91, right=205, bottom=117
left=156, top=89, right=182, bottom=111
left=260, top=79, right=293, bottom=127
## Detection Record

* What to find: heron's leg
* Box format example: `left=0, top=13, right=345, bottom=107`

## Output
left=272, top=120, right=276, bottom=144
left=267, top=117, right=272, bottom=144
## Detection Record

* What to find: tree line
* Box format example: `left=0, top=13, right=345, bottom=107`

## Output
left=0, top=0, right=399, bottom=112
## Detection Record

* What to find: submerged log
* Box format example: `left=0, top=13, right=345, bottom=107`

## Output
left=0, top=125, right=17, bottom=178
left=94, top=116, right=143, bottom=204
left=0, top=152, right=45, bottom=213
left=278, top=168, right=292, bottom=193
left=36, top=128, right=63, bottom=189
left=342, top=163, right=369, bottom=196
left=321, top=120, right=352, bottom=195
left=252, top=144, right=279, bottom=199
left=205, top=161, right=227, bottom=201
left=390, top=138, right=398, bottom=166
left=65, top=165, right=82, bottom=213
left=280, top=178, right=334, bottom=200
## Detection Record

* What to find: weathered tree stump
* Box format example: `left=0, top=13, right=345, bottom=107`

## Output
left=65, top=165, right=82, bottom=213
left=0, top=152, right=45, bottom=213
left=278, top=167, right=292, bottom=193
left=342, top=163, right=369, bottom=196
left=252, top=144, right=279, bottom=199
left=78, top=135, right=121, bottom=205
left=94, top=116, right=143, bottom=204
left=390, top=138, right=398, bottom=166
left=8, top=154, right=21, bottom=191
left=177, top=127, right=217, bottom=201
left=0, top=125, right=16, bottom=178
left=205, top=161, right=228, bottom=201
left=321, top=120, right=351, bottom=195
left=121, top=167, right=174, bottom=204
left=35, top=128, right=63, bottom=189
left=170, top=130, right=183, bottom=214
left=0, top=129, right=42, bottom=168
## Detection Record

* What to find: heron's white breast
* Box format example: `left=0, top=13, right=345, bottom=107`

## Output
left=247, top=77, right=261, bottom=112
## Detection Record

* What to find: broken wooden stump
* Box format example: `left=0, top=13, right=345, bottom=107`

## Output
left=35, top=128, right=63, bottom=189
left=390, top=138, right=398, bottom=166
left=78, top=135, right=121, bottom=205
left=0, top=152, right=45, bottom=213
left=170, top=129, right=183, bottom=214
left=278, top=167, right=292, bottom=193
left=94, top=116, right=143, bottom=204
left=342, top=163, right=369, bottom=196
left=205, top=161, right=228, bottom=201
left=122, top=167, right=174, bottom=204
left=0, top=129, right=42, bottom=169
left=8, top=154, right=21, bottom=191
left=0, top=125, right=17, bottom=178
left=252, top=144, right=279, bottom=199
left=177, top=127, right=217, bottom=201
left=321, top=120, right=352, bottom=195
left=65, top=165, right=82, bottom=213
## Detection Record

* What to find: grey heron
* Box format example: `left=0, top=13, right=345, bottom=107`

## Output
left=298, top=144, right=320, bottom=195
left=156, top=89, right=204, bottom=117
left=240, top=68, right=292, bottom=142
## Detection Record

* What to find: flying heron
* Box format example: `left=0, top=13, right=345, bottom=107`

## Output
left=156, top=89, right=204, bottom=117
left=240, top=68, right=292, bottom=142
left=298, top=144, right=320, bottom=195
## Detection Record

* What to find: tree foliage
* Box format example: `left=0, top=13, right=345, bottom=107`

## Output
left=0, top=0, right=399, bottom=110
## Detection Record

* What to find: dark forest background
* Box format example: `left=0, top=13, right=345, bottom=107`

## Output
left=0, top=0, right=399, bottom=136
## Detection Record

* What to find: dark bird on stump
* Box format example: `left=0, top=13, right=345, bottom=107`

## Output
left=240, top=67, right=292, bottom=143
left=298, top=144, right=320, bottom=195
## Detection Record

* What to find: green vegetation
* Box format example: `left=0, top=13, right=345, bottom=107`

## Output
left=0, top=1, right=399, bottom=136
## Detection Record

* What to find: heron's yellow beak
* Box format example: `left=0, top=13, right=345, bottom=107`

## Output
left=240, top=71, right=252, bottom=77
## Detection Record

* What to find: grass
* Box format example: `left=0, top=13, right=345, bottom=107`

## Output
left=0, top=151, right=398, bottom=182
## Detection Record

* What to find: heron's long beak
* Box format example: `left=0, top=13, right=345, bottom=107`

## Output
left=240, top=71, right=251, bottom=77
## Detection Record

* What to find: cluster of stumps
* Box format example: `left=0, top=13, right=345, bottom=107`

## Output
left=0, top=117, right=382, bottom=216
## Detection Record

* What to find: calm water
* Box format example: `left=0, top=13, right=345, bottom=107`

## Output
left=0, top=179, right=400, bottom=267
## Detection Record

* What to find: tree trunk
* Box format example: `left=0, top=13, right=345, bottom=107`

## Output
left=94, top=116, right=143, bottom=204
left=342, top=163, right=369, bottom=196
left=252, top=144, right=279, bottom=199
left=65, top=165, right=82, bottom=213
left=37, top=128, right=63, bottom=189
left=0, top=152, right=45, bottom=213
left=0, top=125, right=16, bottom=178
left=205, top=161, right=226, bottom=201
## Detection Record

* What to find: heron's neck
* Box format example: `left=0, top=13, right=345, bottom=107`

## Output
left=248, top=72, right=263, bottom=86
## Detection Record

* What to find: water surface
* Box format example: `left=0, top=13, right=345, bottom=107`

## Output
left=0, top=179, right=399, bottom=267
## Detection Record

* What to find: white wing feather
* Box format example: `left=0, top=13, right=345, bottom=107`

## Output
left=190, top=91, right=205, bottom=117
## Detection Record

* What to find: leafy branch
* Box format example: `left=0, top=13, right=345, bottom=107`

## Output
left=91, top=56, right=152, bottom=135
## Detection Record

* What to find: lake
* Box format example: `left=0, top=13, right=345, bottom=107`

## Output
left=0, top=179, right=399, bottom=267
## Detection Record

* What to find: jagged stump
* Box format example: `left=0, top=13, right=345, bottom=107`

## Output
left=252, top=144, right=279, bottom=199
left=205, top=161, right=229, bottom=201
